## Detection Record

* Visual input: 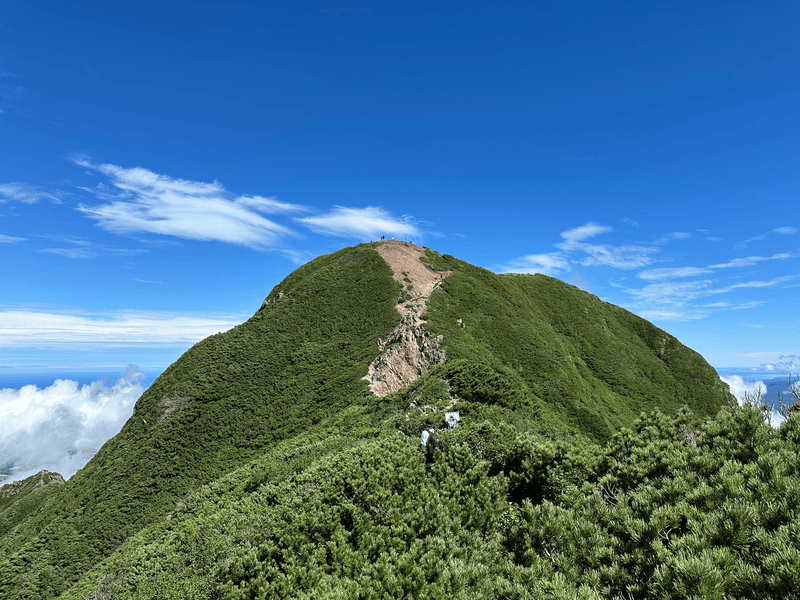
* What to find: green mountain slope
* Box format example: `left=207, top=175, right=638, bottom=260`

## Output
left=419, top=249, right=729, bottom=440
left=0, top=242, right=737, bottom=599
left=0, top=471, right=64, bottom=536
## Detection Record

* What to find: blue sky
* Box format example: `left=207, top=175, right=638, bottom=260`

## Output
left=1, top=0, right=799, bottom=376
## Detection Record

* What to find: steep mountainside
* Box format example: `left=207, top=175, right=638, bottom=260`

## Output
left=419, top=249, right=729, bottom=440
left=0, top=242, right=736, bottom=599
left=0, top=470, right=64, bottom=537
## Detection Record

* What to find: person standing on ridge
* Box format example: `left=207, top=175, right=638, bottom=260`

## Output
left=420, top=417, right=440, bottom=462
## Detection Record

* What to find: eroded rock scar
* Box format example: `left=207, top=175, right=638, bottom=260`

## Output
left=365, top=241, right=452, bottom=397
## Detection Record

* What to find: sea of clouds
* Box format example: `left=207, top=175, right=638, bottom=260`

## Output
left=721, top=373, right=793, bottom=428
left=0, top=365, right=146, bottom=486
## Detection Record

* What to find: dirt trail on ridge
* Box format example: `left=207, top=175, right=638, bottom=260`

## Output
left=364, top=241, right=451, bottom=396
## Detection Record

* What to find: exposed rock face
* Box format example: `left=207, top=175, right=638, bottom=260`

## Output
left=0, top=470, right=65, bottom=499
left=261, top=290, right=285, bottom=309
left=158, top=389, right=191, bottom=421
left=365, top=241, right=451, bottom=396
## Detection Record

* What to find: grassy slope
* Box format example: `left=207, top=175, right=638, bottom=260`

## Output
left=420, top=249, right=731, bottom=440
left=0, top=243, right=734, bottom=599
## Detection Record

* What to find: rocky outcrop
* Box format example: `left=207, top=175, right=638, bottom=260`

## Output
left=0, top=470, right=65, bottom=499
left=365, top=241, right=451, bottom=396
left=158, top=389, right=191, bottom=421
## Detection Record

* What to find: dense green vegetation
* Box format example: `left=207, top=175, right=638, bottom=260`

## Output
left=0, top=471, right=64, bottom=539
left=0, top=242, right=747, bottom=599
left=420, top=249, right=730, bottom=440
left=59, top=396, right=800, bottom=599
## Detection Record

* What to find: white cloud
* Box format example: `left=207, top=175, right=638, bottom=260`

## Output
left=648, top=232, right=692, bottom=245
left=637, top=254, right=795, bottom=281
left=728, top=301, right=763, bottom=310
left=720, top=374, right=785, bottom=427
left=709, top=253, right=795, bottom=269
left=721, top=374, right=766, bottom=406
left=738, top=226, right=797, bottom=247
left=0, top=308, right=242, bottom=348
left=234, top=195, right=305, bottom=214
left=498, top=221, right=657, bottom=277
left=558, top=223, right=612, bottom=245
left=300, top=206, right=420, bottom=240
left=637, top=309, right=706, bottom=320
left=39, top=247, right=94, bottom=259
left=501, top=253, right=570, bottom=276
left=738, top=234, right=766, bottom=246
left=627, top=275, right=796, bottom=315
left=556, top=223, right=657, bottom=269
left=637, top=266, right=712, bottom=281
left=74, top=160, right=306, bottom=249
left=761, top=355, right=800, bottom=374
left=0, top=182, right=64, bottom=204
left=703, top=301, right=762, bottom=310
left=0, top=366, right=144, bottom=484
left=714, top=275, right=798, bottom=293
left=0, top=233, right=25, bottom=243
left=627, top=280, right=715, bottom=305
left=39, top=245, right=149, bottom=259
left=577, top=244, right=658, bottom=269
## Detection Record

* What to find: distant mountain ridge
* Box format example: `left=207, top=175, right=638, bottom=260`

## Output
left=0, top=241, right=737, bottom=599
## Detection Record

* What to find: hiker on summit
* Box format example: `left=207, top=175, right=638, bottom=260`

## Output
left=420, top=417, right=440, bottom=462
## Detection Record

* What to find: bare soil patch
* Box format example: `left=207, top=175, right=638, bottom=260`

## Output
left=364, top=241, right=451, bottom=396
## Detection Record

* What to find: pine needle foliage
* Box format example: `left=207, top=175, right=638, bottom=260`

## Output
left=61, top=404, right=800, bottom=600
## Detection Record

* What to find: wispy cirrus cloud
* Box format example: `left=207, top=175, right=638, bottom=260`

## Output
left=0, top=233, right=25, bottom=243
left=74, top=159, right=307, bottom=249
left=500, top=222, right=657, bottom=276
left=625, top=274, right=798, bottom=320
left=557, top=222, right=657, bottom=269
left=0, top=182, right=65, bottom=204
left=299, top=206, right=420, bottom=240
left=35, top=233, right=148, bottom=259
left=502, top=253, right=570, bottom=276
left=627, top=280, right=715, bottom=306
left=0, top=308, right=244, bottom=348
left=716, top=275, right=798, bottom=292
left=737, top=226, right=797, bottom=247
left=39, top=247, right=95, bottom=259
left=637, top=266, right=712, bottom=281
left=703, top=301, right=764, bottom=310
left=710, top=253, right=794, bottom=269
left=39, top=247, right=148, bottom=259
left=774, top=226, right=797, bottom=235
left=638, top=253, right=795, bottom=281
left=647, top=231, right=692, bottom=245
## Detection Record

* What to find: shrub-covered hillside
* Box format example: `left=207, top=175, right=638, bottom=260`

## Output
left=61, top=396, right=800, bottom=599
left=0, top=242, right=738, bottom=599
left=419, top=249, right=731, bottom=440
